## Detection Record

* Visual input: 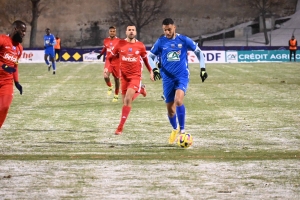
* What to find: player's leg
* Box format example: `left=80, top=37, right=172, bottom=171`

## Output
left=0, top=84, right=13, bottom=128
left=49, top=50, right=56, bottom=74
left=115, top=78, right=139, bottom=135
left=103, top=61, right=113, bottom=95
left=132, top=83, right=146, bottom=101
left=163, top=79, right=179, bottom=143
left=112, top=65, right=120, bottom=102
left=175, top=77, right=189, bottom=134
left=290, top=50, right=292, bottom=62
left=44, top=53, right=51, bottom=71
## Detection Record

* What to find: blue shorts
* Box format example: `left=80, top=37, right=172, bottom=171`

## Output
left=162, top=75, right=189, bottom=103
left=45, top=48, right=55, bottom=58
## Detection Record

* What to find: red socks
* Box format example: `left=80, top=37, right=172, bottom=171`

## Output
left=118, top=105, right=131, bottom=128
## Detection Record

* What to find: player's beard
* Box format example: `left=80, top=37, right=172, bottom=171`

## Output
left=12, top=32, right=23, bottom=43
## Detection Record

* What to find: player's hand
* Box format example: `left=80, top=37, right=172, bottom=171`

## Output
left=200, top=68, right=208, bottom=82
left=1, top=64, right=16, bottom=73
left=152, top=68, right=161, bottom=81
left=97, top=54, right=101, bottom=60
left=14, top=82, right=23, bottom=95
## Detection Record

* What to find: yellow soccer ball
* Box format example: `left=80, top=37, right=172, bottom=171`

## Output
left=177, top=133, right=193, bottom=148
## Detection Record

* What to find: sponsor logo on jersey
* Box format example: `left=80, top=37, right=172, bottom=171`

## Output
left=178, top=44, right=182, bottom=48
left=167, top=50, right=181, bottom=61
left=4, top=53, right=18, bottom=62
left=135, top=51, right=139, bottom=54
left=122, top=56, right=137, bottom=62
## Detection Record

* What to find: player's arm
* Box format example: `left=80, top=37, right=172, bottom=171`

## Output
left=147, top=51, right=161, bottom=81
left=52, top=36, right=56, bottom=46
left=13, top=53, right=23, bottom=95
left=97, top=47, right=106, bottom=59
left=194, top=46, right=208, bottom=82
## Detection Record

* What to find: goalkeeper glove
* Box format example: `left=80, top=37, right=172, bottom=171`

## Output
left=152, top=68, right=161, bottom=81
left=97, top=54, right=102, bottom=60
left=14, top=82, right=22, bottom=95
left=2, top=64, right=16, bottom=73
left=200, top=68, right=208, bottom=82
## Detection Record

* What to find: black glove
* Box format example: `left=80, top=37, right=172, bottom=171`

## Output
left=2, top=64, right=16, bottom=73
left=200, top=68, right=208, bottom=82
left=97, top=54, right=101, bottom=60
left=152, top=68, right=161, bottom=81
left=14, top=82, right=23, bottom=95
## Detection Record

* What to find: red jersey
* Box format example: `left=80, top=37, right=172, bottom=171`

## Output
left=0, top=34, right=23, bottom=83
left=100, top=37, right=120, bottom=66
left=111, top=39, right=148, bottom=77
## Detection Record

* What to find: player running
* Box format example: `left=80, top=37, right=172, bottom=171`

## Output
left=0, top=20, right=26, bottom=128
left=148, top=18, right=208, bottom=144
left=97, top=26, right=121, bottom=102
left=44, top=28, right=57, bottom=74
left=108, top=25, right=154, bottom=135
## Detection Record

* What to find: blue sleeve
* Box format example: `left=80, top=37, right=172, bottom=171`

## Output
left=150, top=39, right=160, bottom=56
left=185, top=36, right=197, bottom=51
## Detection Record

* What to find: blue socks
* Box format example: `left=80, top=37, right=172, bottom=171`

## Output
left=168, top=104, right=186, bottom=131
left=176, top=104, right=185, bottom=131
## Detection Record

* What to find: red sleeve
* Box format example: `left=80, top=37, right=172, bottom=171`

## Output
left=100, top=46, right=106, bottom=56
left=142, top=56, right=151, bottom=72
left=13, top=45, right=23, bottom=82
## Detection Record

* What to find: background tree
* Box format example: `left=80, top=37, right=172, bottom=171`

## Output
left=247, top=0, right=288, bottom=45
left=109, top=0, right=168, bottom=40
left=0, top=0, right=48, bottom=47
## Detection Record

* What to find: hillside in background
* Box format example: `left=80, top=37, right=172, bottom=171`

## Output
left=0, top=0, right=297, bottom=47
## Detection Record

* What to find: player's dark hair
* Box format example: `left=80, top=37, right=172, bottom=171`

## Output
left=162, top=18, right=174, bottom=25
left=109, top=26, right=116, bottom=29
left=45, top=28, right=50, bottom=31
left=12, top=20, right=26, bottom=28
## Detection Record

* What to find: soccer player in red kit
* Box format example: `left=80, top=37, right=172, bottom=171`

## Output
left=109, top=25, right=154, bottom=135
left=0, top=20, right=26, bottom=128
left=97, top=26, right=121, bottom=102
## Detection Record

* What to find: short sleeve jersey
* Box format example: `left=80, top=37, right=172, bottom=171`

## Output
left=0, top=34, right=23, bottom=82
left=111, top=39, right=147, bottom=77
left=44, top=34, right=56, bottom=50
left=103, top=37, right=120, bottom=66
left=150, top=34, right=197, bottom=77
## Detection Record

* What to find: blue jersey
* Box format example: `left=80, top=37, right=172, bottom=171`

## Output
left=150, top=34, right=197, bottom=78
left=44, top=34, right=56, bottom=50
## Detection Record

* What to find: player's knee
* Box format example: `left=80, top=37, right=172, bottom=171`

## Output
left=174, top=98, right=183, bottom=106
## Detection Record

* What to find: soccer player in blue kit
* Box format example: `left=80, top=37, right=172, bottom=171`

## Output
left=44, top=28, right=56, bottom=74
left=148, top=18, right=208, bottom=144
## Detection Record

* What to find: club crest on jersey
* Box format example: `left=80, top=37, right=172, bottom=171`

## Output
left=13, top=46, right=16, bottom=50
left=167, top=50, right=181, bottom=61
left=178, top=44, right=182, bottom=48
left=129, top=48, right=132, bottom=52
left=171, top=44, right=175, bottom=48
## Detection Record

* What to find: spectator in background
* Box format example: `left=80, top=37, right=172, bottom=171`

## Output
left=54, top=36, right=61, bottom=62
left=289, top=35, right=297, bottom=62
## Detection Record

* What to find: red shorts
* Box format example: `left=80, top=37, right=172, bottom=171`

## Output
left=0, top=81, right=13, bottom=96
left=104, top=60, right=120, bottom=78
left=120, top=75, right=142, bottom=95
